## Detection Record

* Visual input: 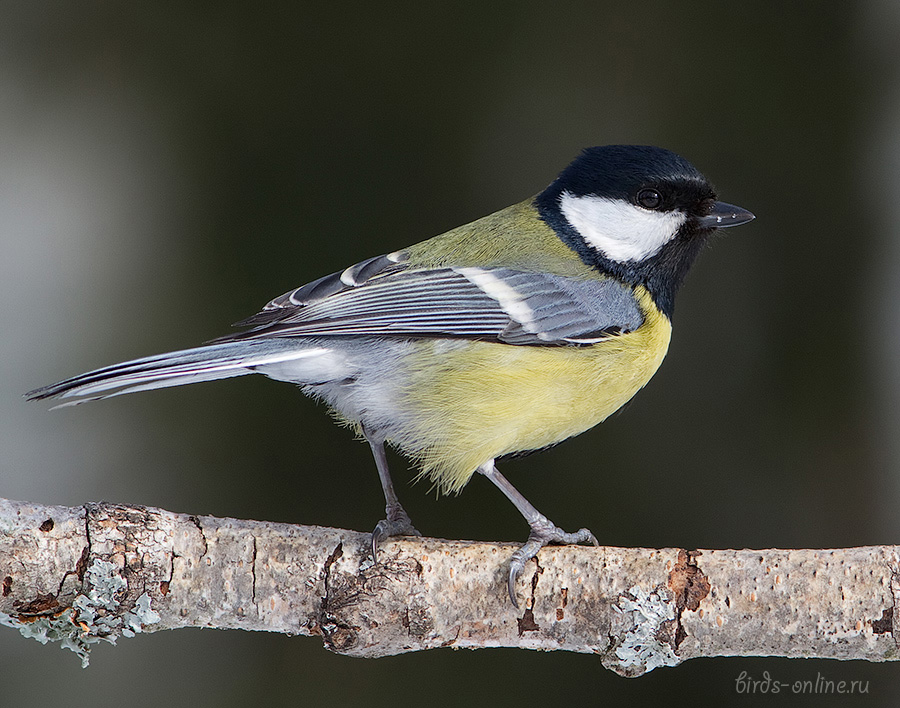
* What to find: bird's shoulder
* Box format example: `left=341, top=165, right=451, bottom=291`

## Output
left=216, top=199, right=647, bottom=345
left=403, top=199, right=600, bottom=279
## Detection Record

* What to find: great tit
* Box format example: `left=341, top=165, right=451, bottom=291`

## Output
left=27, top=145, right=754, bottom=607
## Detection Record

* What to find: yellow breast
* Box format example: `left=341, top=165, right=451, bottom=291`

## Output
left=397, top=286, right=672, bottom=493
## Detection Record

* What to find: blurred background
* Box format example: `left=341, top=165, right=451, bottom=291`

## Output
left=2, top=1, right=899, bottom=705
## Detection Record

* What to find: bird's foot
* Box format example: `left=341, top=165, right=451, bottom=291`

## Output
left=371, top=504, right=422, bottom=561
left=508, top=515, right=598, bottom=608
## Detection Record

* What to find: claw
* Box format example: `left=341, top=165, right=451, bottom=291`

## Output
left=508, top=568, right=518, bottom=607
left=370, top=505, right=421, bottom=562
left=506, top=518, right=598, bottom=609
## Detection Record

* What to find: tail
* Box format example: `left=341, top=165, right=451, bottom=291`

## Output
left=25, top=339, right=329, bottom=408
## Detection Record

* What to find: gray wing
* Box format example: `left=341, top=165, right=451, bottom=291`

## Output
left=217, top=252, right=644, bottom=346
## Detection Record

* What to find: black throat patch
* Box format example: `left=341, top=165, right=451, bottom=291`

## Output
left=534, top=192, right=711, bottom=320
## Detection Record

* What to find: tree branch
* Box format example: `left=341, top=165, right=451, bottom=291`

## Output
left=1, top=496, right=898, bottom=674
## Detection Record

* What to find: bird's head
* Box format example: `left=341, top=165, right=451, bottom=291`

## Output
left=536, top=145, right=754, bottom=317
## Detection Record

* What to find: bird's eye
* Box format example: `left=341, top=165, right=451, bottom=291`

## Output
left=636, top=188, right=662, bottom=209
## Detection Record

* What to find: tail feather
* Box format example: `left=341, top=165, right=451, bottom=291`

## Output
left=25, top=340, right=328, bottom=408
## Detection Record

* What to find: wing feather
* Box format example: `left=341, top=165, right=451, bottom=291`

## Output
left=216, top=253, right=644, bottom=346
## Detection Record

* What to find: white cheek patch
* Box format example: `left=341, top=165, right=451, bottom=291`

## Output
left=559, top=191, right=687, bottom=263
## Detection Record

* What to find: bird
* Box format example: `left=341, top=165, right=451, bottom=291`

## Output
left=26, top=145, right=754, bottom=607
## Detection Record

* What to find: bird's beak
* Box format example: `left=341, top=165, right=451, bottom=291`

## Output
left=696, top=201, right=755, bottom=229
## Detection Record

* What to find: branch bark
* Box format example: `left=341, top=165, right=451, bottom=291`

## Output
left=1, top=496, right=898, bottom=674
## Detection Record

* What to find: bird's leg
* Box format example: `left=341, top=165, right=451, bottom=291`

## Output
left=477, top=460, right=598, bottom=608
left=364, top=429, right=421, bottom=560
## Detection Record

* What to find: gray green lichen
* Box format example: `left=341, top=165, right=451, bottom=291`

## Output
left=0, top=558, right=159, bottom=667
